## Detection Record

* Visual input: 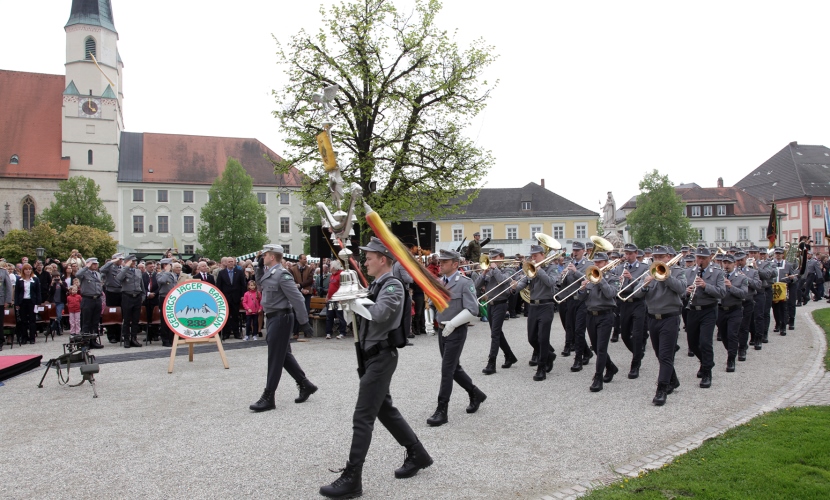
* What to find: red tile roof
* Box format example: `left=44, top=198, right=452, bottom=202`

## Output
left=621, top=186, right=769, bottom=216
left=0, top=70, right=69, bottom=179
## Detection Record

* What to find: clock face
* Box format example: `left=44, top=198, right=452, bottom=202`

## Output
left=79, top=98, right=101, bottom=118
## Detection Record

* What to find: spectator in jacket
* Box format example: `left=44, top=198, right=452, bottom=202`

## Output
left=15, top=263, right=41, bottom=344
left=217, top=257, right=246, bottom=340
left=290, top=254, right=314, bottom=337
left=242, top=280, right=262, bottom=340
left=47, top=271, right=68, bottom=335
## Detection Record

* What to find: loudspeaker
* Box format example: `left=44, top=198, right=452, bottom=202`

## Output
left=391, top=222, right=417, bottom=248
left=309, top=226, right=332, bottom=260
left=417, top=222, right=436, bottom=251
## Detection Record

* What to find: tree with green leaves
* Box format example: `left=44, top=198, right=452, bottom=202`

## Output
left=273, top=0, right=497, bottom=238
left=37, top=176, right=115, bottom=232
left=627, top=170, right=698, bottom=248
left=197, top=158, right=268, bottom=259
left=0, top=223, right=116, bottom=263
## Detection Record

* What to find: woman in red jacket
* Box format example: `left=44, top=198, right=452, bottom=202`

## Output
left=325, top=260, right=348, bottom=339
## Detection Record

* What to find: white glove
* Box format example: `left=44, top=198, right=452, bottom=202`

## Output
left=441, top=309, right=477, bottom=337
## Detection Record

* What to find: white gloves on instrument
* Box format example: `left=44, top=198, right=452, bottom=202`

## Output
left=441, top=309, right=477, bottom=337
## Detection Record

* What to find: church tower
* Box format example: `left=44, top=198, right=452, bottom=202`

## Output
left=62, top=0, right=123, bottom=232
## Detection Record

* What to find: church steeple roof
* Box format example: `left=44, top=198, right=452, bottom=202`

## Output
left=65, top=0, right=116, bottom=33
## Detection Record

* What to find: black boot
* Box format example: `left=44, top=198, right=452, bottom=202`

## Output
left=603, top=361, right=619, bottom=383
left=533, top=366, right=546, bottom=381
left=696, top=366, right=704, bottom=379
left=762, top=333, right=769, bottom=343
left=700, top=369, right=712, bottom=389
left=667, top=371, right=680, bottom=394
left=129, top=336, right=142, bottom=348
left=610, top=332, right=619, bottom=343
left=582, top=349, right=593, bottom=364
left=545, top=352, right=556, bottom=373
left=426, top=402, right=448, bottom=427
left=320, top=462, right=363, bottom=499
left=687, top=348, right=695, bottom=357
left=754, top=338, right=762, bottom=350
left=295, top=378, right=318, bottom=403
left=738, top=348, right=747, bottom=361
left=466, top=386, right=487, bottom=414
left=726, top=357, right=736, bottom=373
left=570, top=354, right=583, bottom=372
left=501, top=354, right=518, bottom=369
left=249, top=390, right=276, bottom=412
left=529, top=353, right=539, bottom=366
left=561, top=343, right=571, bottom=357
left=482, top=359, right=496, bottom=375
left=589, top=374, right=603, bottom=392
left=653, top=383, right=667, bottom=406
left=627, top=360, right=640, bottom=379
left=394, top=441, right=433, bottom=479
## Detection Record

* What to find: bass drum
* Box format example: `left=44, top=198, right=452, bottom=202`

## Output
left=772, top=282, right=788, bottom=303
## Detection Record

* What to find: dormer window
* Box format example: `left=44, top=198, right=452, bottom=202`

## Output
left=10, top=154, right=19, bottom=164
left=84, top=36, right=96, bottom=60
left=521, top=201, right=531, bottom=211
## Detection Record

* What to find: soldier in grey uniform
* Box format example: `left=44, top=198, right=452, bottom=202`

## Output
left=249, top=244, right=317, bottom=413
left=685, top=247, right=726, bottom=388
left=1, top=264, right=14, bottom=350
left=427, top=249, right=485, bottom=427
left=617, top=243, right=649, bottom=379
left=155, top=258, right=178, bottom=347
left=100, top=253, right=124, bottom=343
left=716, top=255, right=748, bottom=373
left=559, top=241, right=593, bottom=370
left=758, top=248, right=778, bottom=341
left=392, top=260, right=414, bottom=342
left=320, top=237, right=432, bottom=499
left=475, top=248, right=518, bottom=375
left=771, top=247, right=799, bottom=334
left=608, top=250, right=623, bottom=343
left=515, top=244, right=559, bottom=381
left=634, top=246, right=685, bottom=405
left=747, top=245, right=774, bottom=349
left=117, top=255, right=145, bottom=348
left=574, top=252, right=619, bottom=392
left=734, top=251, right=762, bottom=359
left=76, top=258, right=104, bottom=337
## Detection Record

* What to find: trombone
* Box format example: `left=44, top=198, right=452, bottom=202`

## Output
left=481, top=251, right=564, bottom=306
left=461, top=255, right=520, bottom=272
left=554, top=258, right=621, bottom=304
left=618, top=253, right=683, bottom=299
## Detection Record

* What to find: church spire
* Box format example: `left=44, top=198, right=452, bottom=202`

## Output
left=66, top=0, right=116, bottom=33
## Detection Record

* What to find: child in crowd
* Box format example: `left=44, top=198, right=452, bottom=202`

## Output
left=242, top=280, right=262, bottom=341
left=66, top=286, right=82, bottom=335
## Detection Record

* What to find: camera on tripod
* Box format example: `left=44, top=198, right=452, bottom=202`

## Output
left=37, top=333, right=101, bottom=398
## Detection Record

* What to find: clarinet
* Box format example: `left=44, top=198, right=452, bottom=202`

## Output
left=686, top=267, right=704, bottom=308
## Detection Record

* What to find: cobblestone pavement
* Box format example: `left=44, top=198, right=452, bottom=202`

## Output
left=0, top=301, right=826, bottom=500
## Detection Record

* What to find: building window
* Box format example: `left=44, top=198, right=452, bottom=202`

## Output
left=506, top=226, right=518, bottom=240
left=790, top=204, right=799, bottom=218
left=435, top=226, right=440, bottom=242
left=738, top=227, right=748, bottom=241
left=87, top=150, right=93, bottom=165
left=157, top=190, right=168, bottom=203
left=84, top=36, right=96, bottom=60
left=552, top=224, right=564, bottom=239
left=521, top=201, right=531, bottom=211
left=530, top=225, right=542, bottom=238
left=717, top=205, right=726, bottom=216
left=257, top=192, right=267, bottom=204
left=133, top=215, right=144, bottom=233
left=133, top=189, right=144, bottom=202
left=183, top=216, right=194, bottom=233
left=183, top=190, right=194, bottom=203
left=280, top=192, right=290, bottom=205
left=480, top=227, right=492, bottom=240
left=21, top=196, right=35, bottom=230
left=280, top=217, right=290, bottom=233
left=691, top=206, right=701, bottom=217
left=452, top=228, right=463, bottom=242
left=814, top=204, right=823, bottom=217
left=10, top=154, right=19, bottom=164
left=575, top=224, right=587, bottom=239
left=760, top=226, right=767, bottom=240
left=716, top=228, right=726, bottom=240
left=282, top=245, right=290, bottom=254
left=815, top=231, right=823, bottom=243
left=696, top=228, right=704, bottom=241
left=704, top=206, right=712, bottom=216
left=184, top=245, right=194, bottom=255
left=158, top=216, right=169, bottom=234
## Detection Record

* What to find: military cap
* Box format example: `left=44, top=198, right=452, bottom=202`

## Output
left=684, top=254, right=696, bottom=262
left=729, top=246, right=740, bottom=253
left=262, top=243, right=285, bottom=254
left=159, top=258, right=173, bottom=265
left=680, top=246, right=690, bottom=252
left=112, top=252, right=124, bottom=260
left=609, top=250, right=621, bottom=259
left=695, top=247, right=712, bottom=257
left=774, top=247, right=785, bottom=254
left=623, top=243, right=638, bottom=253
left=644, top=247, right=653, bottom=254
left=667, top=246, right=677, bottom=255
left=652, top=245, right=669, bottom=255
left=748, top=244, right=760, bottom=252
left=86, top=257, right=99, bottom=265
left=529, top=244, right=545, bottom=255
left=734, top=251, right=747, bottom=260
left=123, top=255, right=137, bottom=263
left=572, top=241, right=586, bottom=250
left=592, top=252, right=609, bottom=262
left=715, top=253, right=724, bottom=261
left=488, top=248, right=503, bottom=258
left=360, top=237, right=396, bottom=261
left=723, top=254, right=736, bottom=263
left=585, top=241, right=594, bottom=249
left=437, top=248, right=460, bottom=261
left=637, top=250, right=644, bottom=257
left=473, top=232, right=480, bottom=237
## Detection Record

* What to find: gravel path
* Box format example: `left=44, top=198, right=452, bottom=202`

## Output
left=1, top=301, right=824, bottom=500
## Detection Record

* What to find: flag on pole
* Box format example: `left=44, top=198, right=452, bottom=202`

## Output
left=766, top=202, right=777, bottom=249
left=824, top=202, right=830, bottom=243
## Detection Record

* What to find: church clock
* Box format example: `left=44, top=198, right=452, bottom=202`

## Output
left=79, top=97, right=101, bottom=118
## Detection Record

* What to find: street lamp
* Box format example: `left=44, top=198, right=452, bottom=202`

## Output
left=36, top=247, right=45, bottom=260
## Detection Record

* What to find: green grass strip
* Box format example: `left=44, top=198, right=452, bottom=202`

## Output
left=584, top=406, right=830, bottom=500
left=811, top=308, right=830, bottom=371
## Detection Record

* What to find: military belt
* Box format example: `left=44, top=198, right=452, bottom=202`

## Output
left=362, top=339, right=393, bottom=360
left=265, top=308, right=292, bottom=319
left=719, top=304, right=742, bottom=312
left=648, top=311, right=680, bottom=320
left=529, top=299, right=554, bottom=305
left=588, top=309, right=613, bottom=316
left=688, top=304, right=716, bottom=311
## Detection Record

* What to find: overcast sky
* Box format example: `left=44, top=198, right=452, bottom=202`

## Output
left=2, top=1, right=828, bottom=215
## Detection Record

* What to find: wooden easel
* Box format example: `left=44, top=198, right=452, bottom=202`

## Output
left=167, top=334, right=229, bottom=373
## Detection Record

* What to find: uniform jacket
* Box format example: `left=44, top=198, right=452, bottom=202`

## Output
left=474, top=266, right=513, bottom=303
left=117, top=266, right=145, bottom=295
left=576, top=273, right=618, bottom=311
left=737, top=266, right=762, bottom=299
left=515, top=263, right=559, bottom=301
left=685, top=264, right=726, bottom=307
left=560, top=256, right=591, bottom=301
left=359, top=271, right=406, bottom=350
left=618, top=259, right=648, bottom=302
left=156, top=271, right=177, bottom=297
left=435, top=271, right=479, bottom=323
left=75, top=266, right=103, bottom=297
left=806, top=258, right=822, bottom=276
left=0, top=268, right=13, bottom=304
left=99, top=260, right=123, bottom=293
left=392, top=261, right=414, bottom=286
left=464, top=239, right=482, bottom=263
left=256, top=262, right=308, bottom=323
left=757, top=258, right=778, bottom=287
left=773, top=259, right=798, bottom=284
left=721, top=269, right=749, bottom=307
left=636, top=264, right=687, bottom=315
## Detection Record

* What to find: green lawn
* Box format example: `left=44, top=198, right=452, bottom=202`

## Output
left=584, top=406, right=830, bottom=500
left=812, top=308, right=830, bottom=370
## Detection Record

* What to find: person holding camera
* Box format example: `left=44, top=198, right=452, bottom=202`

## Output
left=48, top=272, right=68, bottom=336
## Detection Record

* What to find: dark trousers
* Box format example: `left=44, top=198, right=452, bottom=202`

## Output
left=105, top=291, right=121, bottom=340
left=620, top=300, right=646, bottom=364
left=752, top=293, right=765, bottom=342
left=801, top=274, right=816, bottom=302
left=225, top=298, right=241, bottom=338
left=716, top=307, right=742, bottom=359
left=18, top=299, right=36, bottom=342
left=787, top=283, right=797, bottom=326
left=487, top=301, right=514, bottom=361
left=566, top=298, right=589, bottom=358
left=587, top=311, right=613, bottom=377
left=348, top=348, right=418, bottom=467
left=326, top=307, right=347, bottom=336
left=81, top=296, right=101, bottom=335
left=740, top=300, right=755, bottom=349
left=763, top=287, right=773, bottom=333
left=413, top=293, right=426, bottom=334
left=772, top=299, right=788, bottom=329
left=527, top=303, right=554, bottom=364
left=145, top=298, right=159, bottom=337
left=508, top=291, right=518, bottom=316
left=265, top=311, right=307, bottom=393
left=648, top=315, right=679, bottom=385
left=687, top=307, right=717, bottom=370
left=437, top=324, right=474, bottom=404
left=613, top=300, right=621, bottom=337
left=246, top=314, right=259, bottom=336
left=121, top=293, right=142, bottom=340
left=159, top=294, right=173, bottom=345
left=559, top=299, right=569, bottom=344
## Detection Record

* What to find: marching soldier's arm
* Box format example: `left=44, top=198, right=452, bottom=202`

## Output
left=461, top=279, right=479, bottom=316
left=747, top=271, right=762, bottom=292
left=728, top=276, right=748, bottom=300
left=281, top=270, right=311, bottom=325
left=597, top=277, right=617, bottom=299
left=514, top=275, right=529, bottom=292
left=76, top=266, right=89, bottom=279
left=367, top=280, right=403, bottom=323
left=705, top=271, right=728, bottom=299
left=666, top=268, right=688, bottom=296
left=116, top=266, right=130, bottom=283
left=534, top=264, right=555, bottom=287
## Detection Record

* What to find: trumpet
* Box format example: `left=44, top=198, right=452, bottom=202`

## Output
left=618, top=254, right=683, bottom=299
left=554, top=259, right=621, bottom=304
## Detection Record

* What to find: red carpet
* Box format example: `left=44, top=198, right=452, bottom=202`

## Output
left=0, top=355, right=43, bottom=382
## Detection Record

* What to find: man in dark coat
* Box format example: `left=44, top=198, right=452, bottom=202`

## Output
left=217, top=257, right=246, bottom=339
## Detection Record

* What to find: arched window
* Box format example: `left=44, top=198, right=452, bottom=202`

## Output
left=88, top=150, right=93, bottom=165
left=10, top=154, right=18, bottom=164
left=22, top=196, right=35, bottom=230
left=84, top=37, right=96, bottom=60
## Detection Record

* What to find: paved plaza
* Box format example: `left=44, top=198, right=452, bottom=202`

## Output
left=1, top=301, right=826, bottom=500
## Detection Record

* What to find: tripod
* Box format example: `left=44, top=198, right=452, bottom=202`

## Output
left=37, top=334, right=100, bottom=398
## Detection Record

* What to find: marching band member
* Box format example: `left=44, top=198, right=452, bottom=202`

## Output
left=618, top=243, right=648, bottom=379
left=734, top=251, right=762, bottom=359
left=515, top=244, right=559, bottom=381
left=574, top=252, right=619, bottom=392
left=771, top=247, right=799, bottom=334
left=685, top=247, right=726, bottom=389
left=716, top=254, right=748, bottom=373
left=561, top=242, right=593, bottom=372
left=608, top=250, right=623, bottom=343
left=475, top=249, right=518, bottom=375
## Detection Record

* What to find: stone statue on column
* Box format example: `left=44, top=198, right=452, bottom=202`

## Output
left=602, top=192, right=623, bottom=247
